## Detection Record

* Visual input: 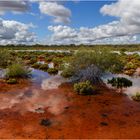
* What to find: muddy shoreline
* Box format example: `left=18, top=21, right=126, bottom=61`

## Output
left=0, top=83, right=140, bottom=139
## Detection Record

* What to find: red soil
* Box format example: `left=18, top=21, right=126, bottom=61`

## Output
left=0, top=79, right=31, bottom=93
left=0, top=83, right=140, bottom=139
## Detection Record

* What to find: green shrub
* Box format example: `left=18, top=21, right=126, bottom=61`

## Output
left=52, top=57, right=63, bottom=64
left=62, top=49, right=124, bottom=84
left=108, top=77, right=132, bottom=93
left=45, top=57, right=53, bottom=62
left=71, top=49, right=124, bottom=73
left=29, top=57, right=37, bottom=65
left=47, top=68, right=58, bottom=75
left=6, top=78, right=18, bottom=84
left=61, top=68, right=74, bottom=78
left=6, top=63, right=30, bottom=78
left=74, top=81, right=94, bottom=95
left=31, top=63, right=42, bottom=69
left=0, top=49, right=12, bottom=68
left=132, top=92, right=140, bottom=101
left=39, top=64, right=49, bottom=71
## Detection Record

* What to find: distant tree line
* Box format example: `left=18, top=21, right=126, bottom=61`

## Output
left=0, top=44, right=140, bottom=51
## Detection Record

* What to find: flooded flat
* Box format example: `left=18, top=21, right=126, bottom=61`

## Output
left=1, top=0, right=140, bottom=138
left=0, top=69, right=140, bottom=139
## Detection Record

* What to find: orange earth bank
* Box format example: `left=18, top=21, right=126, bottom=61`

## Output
left=0, top=83, right=140, bottom=139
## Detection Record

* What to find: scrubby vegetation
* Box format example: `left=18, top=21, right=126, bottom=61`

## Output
left=108, top=77, right=132, bottom=93
left=61, top=48, right=125, bottom=84
left=47, top=68, right=58, bottom=75
left=6, top=78, right=18, bottom=84
left=39, top=64, right=49, bottom=71
left=122, top=54, right=140, bottom=75
left=0, top=49, right=13, bottom=68
left=74, top=81, right=94, bottom=95
left=32, top=63, right=42, bottom=69
left=132, top=92, right=140, bottom=101
left=6, top=63, right=30, bottom=78
left=0, top=45, right=139, bottom=92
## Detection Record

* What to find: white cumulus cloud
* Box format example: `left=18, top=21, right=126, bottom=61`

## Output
left=0, top=18, right=37, bottom=45
left=39, top=1, right=71, bottom=23
left=0, top=0, right=29, bottom=15
left=47, top=0, right=140, bottom=45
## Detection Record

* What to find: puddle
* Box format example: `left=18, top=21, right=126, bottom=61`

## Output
left=113, top=51, right=140, bottom=55
left=102, top=73, right=140, bottom=98
left=0, top=69, right=6, bottom=78
left=41, top=75, right=67, bottom=90
left=48, top=62, right=54, bottom=68
left=31, top=68, right=50, bottom=85
left=0, top=68, right=67, bottom=115
left=14, top=50, right=71, bottom=53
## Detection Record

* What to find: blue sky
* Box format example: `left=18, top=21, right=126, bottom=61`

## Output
left=0, top=0, right=140, bottom=45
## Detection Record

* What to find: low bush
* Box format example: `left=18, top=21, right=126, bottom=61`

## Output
left=31, top=63, right=42, bottom=69
left=29, top=57, right=37, bottom=65
left=132, top=92, right=140, bottom=101
left=61, top=49, right=124, bottom=84
left=108, top=77, right=132, bottom=93
left=61, top=68, right=74, bottom=78
left=0, top=49, right=12, bottom=68
left=45, top=57, right=53, bottom=62
left=6, top=63, right=30, bottom=78
left=74, top=80, right=94, bottom=95
left=47, top=68, right=58, bottom=75
left=39, top=64, right=49, bottom=71
left=6, top=78, right=18, bottom=84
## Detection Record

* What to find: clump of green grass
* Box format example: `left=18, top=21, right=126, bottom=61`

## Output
left=47, top=68, right=58, bottom=75
left=74, top=80, right=94, bottom=95
left=6, top=63, right=30, bottom=78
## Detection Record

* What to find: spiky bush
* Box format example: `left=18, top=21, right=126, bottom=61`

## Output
left=74, top=81, right=94, bottom=95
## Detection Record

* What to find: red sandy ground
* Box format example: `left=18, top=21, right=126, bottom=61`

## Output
left=0, top=82, right=140, bottom=139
